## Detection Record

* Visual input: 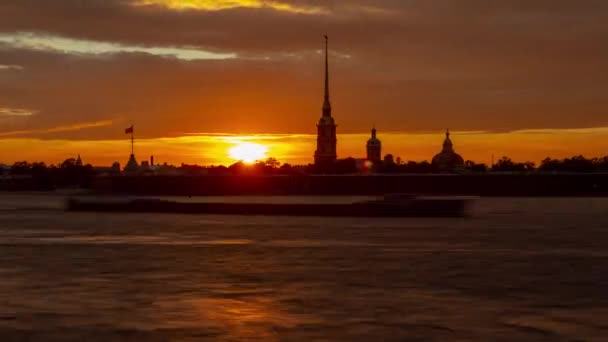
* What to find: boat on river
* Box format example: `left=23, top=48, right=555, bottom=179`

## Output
left=66, top=194, right=473, bottom=217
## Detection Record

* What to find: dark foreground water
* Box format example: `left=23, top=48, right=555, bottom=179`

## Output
left=0, top=195, right=607, bottom=341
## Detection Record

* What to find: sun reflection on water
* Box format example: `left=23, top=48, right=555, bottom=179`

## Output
left=155, top=296, right=319, bottom=339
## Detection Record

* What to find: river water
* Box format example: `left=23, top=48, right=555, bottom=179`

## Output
left=0, top=194, right=607, bottom=341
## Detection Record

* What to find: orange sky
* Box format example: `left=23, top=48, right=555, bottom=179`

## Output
left=1, top=1, right=608, bottom=165
left=1, top=128, right=607, bottom=167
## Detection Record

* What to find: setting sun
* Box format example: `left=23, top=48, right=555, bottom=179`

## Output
left=228, top=142, right=268, bottom=163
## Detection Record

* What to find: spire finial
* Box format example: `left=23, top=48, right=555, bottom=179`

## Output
left=442, top=129, right=453, bottom=152
left=322, top=34, right=331, bottom=116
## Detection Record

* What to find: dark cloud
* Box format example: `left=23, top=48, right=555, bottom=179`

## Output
left=0, top=0, right=607, bottom=139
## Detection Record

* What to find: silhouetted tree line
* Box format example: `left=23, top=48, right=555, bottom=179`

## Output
left=490, top=157, right=535, bottom=172
left=3, top=158, right=95, bottom=189
left=189, top=155, right=608, bottom=175
left=3, top=155, right=608, bottom=191
left=485, top=155, right=608, bottom=173
left=179, top=158, right=306, bottom=176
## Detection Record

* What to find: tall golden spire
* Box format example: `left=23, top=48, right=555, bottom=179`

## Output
left=322, top=34, right=331, bottom=117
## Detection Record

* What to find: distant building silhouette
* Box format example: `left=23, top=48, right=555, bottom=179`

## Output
left=366, top=126, right=382, bottom=161
left=124, top=154, right=139, bottom=173
left=111, top=162, right=121, bottom=173
left=432, top=130, right=464, bottom=172
left=124, top=124, right=139, bottom=173
left=314, top=35, right=337, bottom=165
left=76, top=154, right=83, bottom=167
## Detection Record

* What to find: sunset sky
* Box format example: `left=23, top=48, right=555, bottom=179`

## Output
left=1, top=1, right=608, bottom=166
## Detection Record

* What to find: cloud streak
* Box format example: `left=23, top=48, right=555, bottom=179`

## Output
left=0, top=32, right=236, bottom=60
left=0, top=64, right=23, bottom=70
left=0, top=120, right=113, bottom=137
left=133, top=0, right=327, bottom=14
left=0, top=107, right=35, bottom=116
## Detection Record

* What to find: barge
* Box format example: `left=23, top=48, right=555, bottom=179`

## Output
left=66, top=195, right=473, bottom=217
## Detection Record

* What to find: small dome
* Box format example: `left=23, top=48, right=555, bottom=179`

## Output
left=432, top=129, right=464, bottom=171
left=367, top=126, right=381, bottom=146
left=432, top=151, right=464, bottom=167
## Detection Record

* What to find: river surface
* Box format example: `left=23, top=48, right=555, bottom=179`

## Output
left=0, top=194, right=607, bottom=341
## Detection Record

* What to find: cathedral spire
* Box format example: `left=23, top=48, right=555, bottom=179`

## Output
left=322, top=34, right=331, bottom=117
left=314, top=34, right=337, bottom=165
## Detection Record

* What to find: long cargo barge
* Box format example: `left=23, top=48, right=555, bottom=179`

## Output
left=66, top=195, right=473, bottom=217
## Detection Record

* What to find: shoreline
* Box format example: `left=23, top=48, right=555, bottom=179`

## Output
left=2, top=173, right=608, bottom=197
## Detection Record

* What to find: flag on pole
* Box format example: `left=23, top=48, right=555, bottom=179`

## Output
left=125, top=125, right=133, bottom=134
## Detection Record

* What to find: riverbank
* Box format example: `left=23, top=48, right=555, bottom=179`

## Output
left=2, top=173, right=608, bottom=196
left=92, top=174, right=608, bottom=197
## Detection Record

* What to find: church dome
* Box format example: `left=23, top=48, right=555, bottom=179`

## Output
left=432, top=130, right=464, bottom=171
left=432, top=151, right=464, bottom=167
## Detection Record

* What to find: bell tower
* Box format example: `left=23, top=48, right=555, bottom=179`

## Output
left=314, top=35, right=337, bottom=165
left=366, top=126, right=382, bottom=161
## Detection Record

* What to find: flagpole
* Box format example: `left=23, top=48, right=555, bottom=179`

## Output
left=131, top=125, right=134, bottom=155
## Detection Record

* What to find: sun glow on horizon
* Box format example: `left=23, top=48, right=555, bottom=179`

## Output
left=228, top=142, right=268, bottom=163
left=2, top=129, right=608, bottom=167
